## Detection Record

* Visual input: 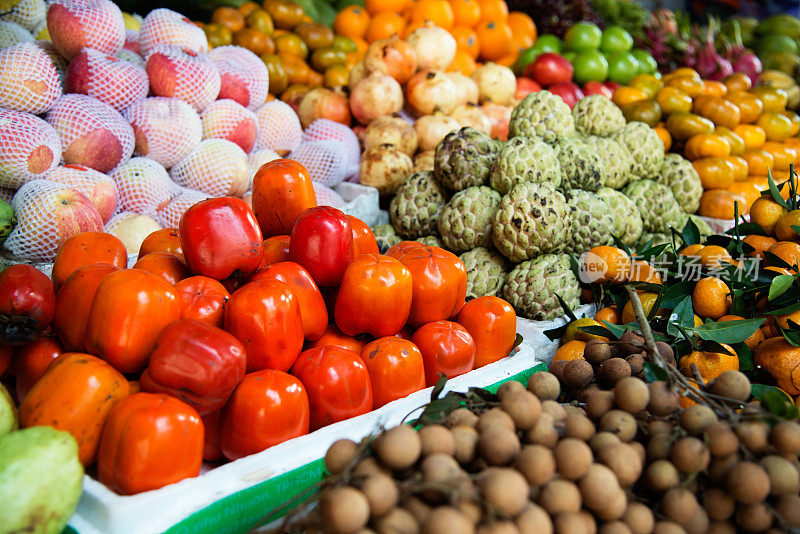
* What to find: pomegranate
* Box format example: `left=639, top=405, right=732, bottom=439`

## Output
left=446, top=72, right=480, bottom=105
left=364, top=35, right=417, bottom=85
left=358, top=144, right=413, bottom=195
left=297, top=88, right=351, bottom=128
left=414, top=113, right=460, bottom=152
left=348, top=61, right=368, bottom=90
left=406, top=70, right=457, bottom=116
left=406, top=22, right=456, bottom=72
left=471, top=62, right=516, bottom=106
left=480, top=103, right=512, bottom=141
left=350, top=71, right=404, bottom=124
left=413, top=150, right=435, bottom=172
left=363, top=115, right=418, bottom=156
left=451, top=103, right=492, bottom=134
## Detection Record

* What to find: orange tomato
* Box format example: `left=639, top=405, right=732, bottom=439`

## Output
left=412, top=320, right=476, bottom=386
left=348, top=215, right=380, bottom=257
left=52, top=232, right=127, bottom=290
left=693, top=157, right=735, bottom=189
left=19, top=352, right=130, bottom=465
left=395, top=246, right=467, bottom=327
left=252, top=159, right=316, bottom=237
left=132, top=252, right=189, bottom=285
left=305, top=323, right=368, bottom=353
left=456, top=296, right=516, bottom=368
left=475, top=19, right=512, bottom=61
left=173, top=276, right=230, bottom=328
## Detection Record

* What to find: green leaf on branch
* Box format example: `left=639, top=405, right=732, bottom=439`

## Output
left=667, top=295, right=695, bottom=337
left=751, top=384, right=799, bottom=420
left=660, top=281, right=695, bottom=309
left=643, top=361, right=668, bottom=383
left=768, top=170, right=790, bottom=209
left=578, top=325, right=614, bottom=338
left=681, top=217, right=701, bottom=247
left=698, top=339, right=736, bottom=355
left=733, top=342, right=754, bottom=372
left=555, top=293, right=578, bottom=322
left=685, top=318, right=765, bottom=344
left=600, top=320, right=634, bottom=340
left=543, top=323, right=568, bottom=341
left=431, top=374, right=448, bottom=401
left=769, top=275, right=795, bottom=301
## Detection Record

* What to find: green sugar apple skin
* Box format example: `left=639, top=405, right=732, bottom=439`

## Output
left=582, top=135, right=634, bottom=190
left=434, top=127, right=501, bottom=192
left=612, top=121, right=665, bottom=180
left=489, top=136, right=562, bottom=194
left=508, top=90, right=576, bottom=143
left=372, top=224, right=401, bottom=253
left=502, top=254, right=580, bottom=320
left=572, top=95, right=626, bottom=137
left=565, top=189, right=615, bottom=254
left=0, top=426, right=84, bottom=534
left=460, top=247, right=509, bottom=300
left=438, top=185, right=502, bottom=254
left=390, top=171, right=447, bottom=239
left=553, top=137, right=607, bottom=192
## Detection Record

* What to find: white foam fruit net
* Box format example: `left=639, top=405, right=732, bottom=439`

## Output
left=302, top=118, right=360, bottom=179
left=312, top=182, right=345, bottom=209
left=5, top=179, right=104, bottom=261
left=0, top=42, right=62, bottom=114
left=46, top=0, right=125, bottom=59
left=0, top=20, right=33, bottom=48
left=138, top=8, right=208, bottom=56
left=253, top=100, right=302, bottom=154
left=46, top=94, right=135, bottom=173
left=145, top=44, right=220, bottom=112
left=104, top=210, right=162, bottom=254
left=66, top=48, right=149, bottom=111
left=169, top=139, right=249, bottom=197
left=247, top=148, right=280, bottom=182
left=123, top=96, right=202, bottom=168
left=288, top=140, right=348, bottom=187
left=0, top=187, right=14, bottom=204
left=208, top=45, right=269, bottom=111
left=117, top=47, right=144, bottom=67
left=1, top=0, right=47, bottom=30
left=35, top=40, right=68, bottom=84
left=46, top=164, right=118, bottom=223
left=124, top=29, right=139, bottom=54
left=0, top=108, right=62, bottom=189
left=110, top=157, right=181, bottom=214
left=201, top=98, right=258, bottom=153
left=152, top=187, right=210, bottom=228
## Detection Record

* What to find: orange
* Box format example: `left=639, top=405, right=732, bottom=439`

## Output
left=745, top=175, right=769, bottom=191
left=700, top=80, right=727, bottom=97
left=365, top=12, right=406, bottom=42
left=777, top=173, right=800, bottom=202
left=719, top=314, right=765, bottom=350
left=742, top=234, right=777, bottom=260
left=477, top=0, right=508, bottom=21
left=698, top=189, right=740, bottom=220
left=727, top=155, right=749, bottom=181
left=450, top=0, right=482, bottom=27
left=754, top=337, right=800, bottom=395
left=629, top=260, right=662, bottom=285
left=409, top=0, right=455, bottom=29
left=654, top=125, right=672, bottom=151
left=728, top=91, right=764, bottom=123
left=733, top=124, right=766, bottom=150
left=234, top=28, right=273, bottom=55
left=782, top=109, right=800, bottom=136
left=451, top=25, right=480, bottom=59
left=757, top=112, right=793, bottom=142
left=595, top=305, right=620, bottom=325
left=679, top=344, right=738, bottom=382
left=775, top=308, right=800, bottom=330
left=684, top=134, right=731, bottom=160
left=775, top=209, right=800, bottom=242
left=656, top=86, right=693, bottom=115
left=563, top=318, right=608, bottom=343
left=212, top=6, right=246, bottom=33
left=727, top=181, right=760, bottom=215
left=750, top=196, right=787, bottom=235
left=365, top=0, right=408, bottom=15
left=678, top=379, right=701, bottom=408
left=680, top=244, right=703, bottom=256
left=768, top=241, right=800, bottom=269
left=447, top=48, right=477, bottom=74
left=508, top=31, right=533, bottom=54
left=697, top=245, right=733, bottom=269
left=507, top=11, right=536, bottom=40
left=552, top=340, right=586, bottom=362
left=785, top=138, right=800, bottom=167
left=238, top=1, right=260, bottom=17
left=693, top=157, right=735, bottom=189
left=762, top=142, right=798, bottom=172
left=666, top=75, right=704, bottom=98
left=724, top=72, right=752, bottom=92
left=751, top=87, right=789, bottom=113
left=692, top=277, right=731, bottom=320
left=333, top=5, right=371, bottom=40
left=715, top=126, right=746, bottom=156
left=612, top=87, right=649, bottom=107
left=621, top=292, right=659, bottom=325
left=742, top=149, right=774, bottom=176
left=582, top=246, right=631, bottom=284
left=475, top=19, right=512, bottom=61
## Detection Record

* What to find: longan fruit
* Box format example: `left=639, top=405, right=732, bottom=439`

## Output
left=502, top=390, right=542, bottom=430
left=497, top=380, right=526, bottom=401
left=683, top=507, right=709, bottom=534
left=618, top=331, right=645, bottom=355
left=515, top=444, right=556, bottom=486
left=564, top=413, right=596, bottom=441
left=480, top=468, right=530, bottom=517
left=770, top=421, right=800, bottom=456
left=563, top=405, right=587, bottom=418
left=584, top=339, right=612, bottom=364
left=704, top=422, right=739, bottom=457
left=596, top=489, right=628, bottom=522
left=706, top=522, right=735, bottom=534
left=422, top=506, right=475, bottom=534
left=661, top=487, right=698, bottom=525
left=452, top=425, right=479, bottom=465
left=670, top=436, right=710, bottom=473
left=374, top=425, right=422, bottom=470
left=538, top=478, right=582, bottom=515
left=447, top=408, right=479, bottom=428
left=403, top=496, right=431, bottom=524
left=614, top=377, right=650, bottom=414
left=420, top=453, right=464, bottom=499
left=590, top=431, right=621, bottom=453
left=653, top=341, right=675, bottom=366
left=524, top=413, right=559, bottom=448
left=652, top=521, right=687, bottom=534
left=355, top=457, right=391, bottom=477
left=361, top=473, right=399, bottom=517
left=325, top=439, right=359, bottom=475
left=735, top=502, right=774, bottom=533
left=553, top=512, right=591, bottom=534
left=704, top=487, right=735, bottom=521
left=515, top=503, right=553, bottom=534
left=623, top=502, right=655, bottom=534
left=726, top=461, right=771, bottom=504
left=647, top=433, right=674, bottom=461
left=598, top=442, right=642, bottom=486
left=647, top=381, right=679, bottom=416
left=629, top=440, right=646, bottom=463
left=625, top=353, right=644, bottom=377
left=645, top=459, right=680, bottom=492
left=575, top=384, right=600, bottom=403
left=599, top=409, right=638, bottom=442
left=599, top=521, right=633, bottom=534
left=542, top=400, right=567, bottom=421
left=580, top=463, right=621, bottom=512
left=775, top=494, right=800, bottom=527
left=527, top=371, right=560, bottom=401
left=708, top=454, right=739, bottom=485
left=477, top=408, right=516, bottom=433
left=648, top=419, right=674, bottom=435
left=679, top=405, right=717, bottom=435
left=478, top=426, right=521, bottom=465
left=735, top=420, right=770, bottom=453
left=710, top=370, right=751, bottom=402
left=760, top=455, right=800, bottom=496
left=598, top=358, right=632, bottom=387
left=476, top=521, right=519, bottom=534
left=554, top=438, right=593, bottom=480
left=419, top=425, right=456, bottom=457
left=373, top=507, right=419, bottom=534
left=320, top=486, right=370, bottom=534
left=586, top=389, right=616, bottom=421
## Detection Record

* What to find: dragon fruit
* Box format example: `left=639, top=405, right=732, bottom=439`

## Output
left=722, top=19, right=762, bottom=84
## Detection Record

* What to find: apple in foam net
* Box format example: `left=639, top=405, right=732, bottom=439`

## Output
left=46, top=0, right=126, bottom=60
left=201, top=99, right=258, bottom=153
left=145, top=45, right=221, bottom=112
left=47, top=164, right=118, bottom=223
left=207, top=45, right=269, bottom=111
left=137, top=8, right=208, bottom=56
left=65, top=48, right=149, bottom=111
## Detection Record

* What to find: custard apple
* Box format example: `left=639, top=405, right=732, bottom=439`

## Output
left=492, top=182, right=571, bottom=263
left=612, top=121, right=664, bottom=180
left=553, top=137, right=607, bottom=192
left=572, top=95, right=626, bottom=137
left=434, top=127, right=501, bottom=191
left=489, top=136, right=562, bottom=194
left=596, top=187, right=644, bottom=247
left=416, top=235, right=443, bottom=247
left=508, top=91, right=576, bottom=143
left=565, top=189, right=615, bottom=254
left=502, top=254, right=581, bottom=321
left=372, top=224, right=401, bottom=253
left=672, top=212, right=713, bottom=238
left=438, top=186, right=502, bottom=253
left=622, top=179, right=684, bottom=234
left=460, top=247, right=508, bottom=300
left=581, top=135, right=634, bottom=190
left=657, top=154, right=703, bottom=213
left=390, top=171, right=447, bottom=238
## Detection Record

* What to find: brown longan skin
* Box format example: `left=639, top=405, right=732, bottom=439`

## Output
left=647, top=381, right=679, bottom=417
left=618, top=331, right=645, bottom=355
left=770, top=421, right=800, bottom=456
left=590, top=431, right=621, bottom=453
left=586, top=389, right=615, bottom=421
left=735, top=420, right=770, bottom=453
left=502, top=390, right=542, bottom=431
left=447, top=408, right=479, bottom=428
left=515, top=503, right=553, bottom=534
left=515, top=444, right=556, bottom=487
left=538, top=478, right=582, bottom=515
left=524, top=413, right=559, bottom=448
left=553, top=438, right=593, bottom=480
left=419, top=425, right=456, bottom=457
left=584, top=339, right=612, bottom=364
left=598, top=442, right=642, bottom=486
left=497, top=380, right=526, bottom=401
left=527, top=371, right=560, bottom=401
left=325, top=439, right=359, bottom=475
left=374, top=425, right=422, bottom=471
left=760, top=455, right=800, bottom=496
left=476, top=521, right=518, bottom=534
left=320, top=487, right=371, bottom=534
left=646, top=433, right=674, bottom=461
left=564, top=413, right=596, bottom=441
left=361, top=473, right=399, bottom=518
left=726, top=461, right=771, bottom=504
left=625, top=353, right=645, bottom=377
left=645, top=460, right=680, bottom=492
left=653, top=341, right=675, bottom=366
left=452, top=425, right=479, bottom=465
left=735, top=502, right=774, bottom=533
left=670, top=436, right=710, bottom=474
left=422, top=506, right=475, bottom=534
left=599, top=521, right=633, bottom=534
left=579, top=463, right=621, bottom=512
left=598, top=358, right=632, bottom=387
left=679, top=404, right=718, bottom=435
left=614, top=377, right=650, bottom=414
left=599, top=409, right=638, bottom=442
left=684, top=506, right=709, bottom=534
left=542, top=400, right=567, bottom=421
left=708, top=454, right=739, bottom=485
left=373, top=507, right=419, bottom=534
left=480, top=468, right=530, bottom=517
left=477, top=408, right=516, bottom=433
left=710, top=370, right=751, bottom=402
left=623, top=502, right=655, bottom=534
left=661, top=487, right=698, bottom=525
left=775, top=494, right=800, bottom=527
left=478, top=426, right=521, bottom=466
left=704, top=422, right=740, bottom=457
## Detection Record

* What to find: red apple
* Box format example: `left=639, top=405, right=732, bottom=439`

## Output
left=515, top=77, right=542, bottom=101
left=524, top=53, right=573, bottom=87
left=46, top=0, right=125, bottom=60
left=65, top=48, right=149, bottom=111
left=605, top=81, right=621, bottom=92
left=201, top=99, right=258, bottom=153
left=47, top=164, right=118, bottom=223
left=548, top=82, right=584, bottom=109
left=480, top=102, right=512, bottom=141
left=146, top=45, right=221, bottom=112
left=582, top=81, right=613, bottom=98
